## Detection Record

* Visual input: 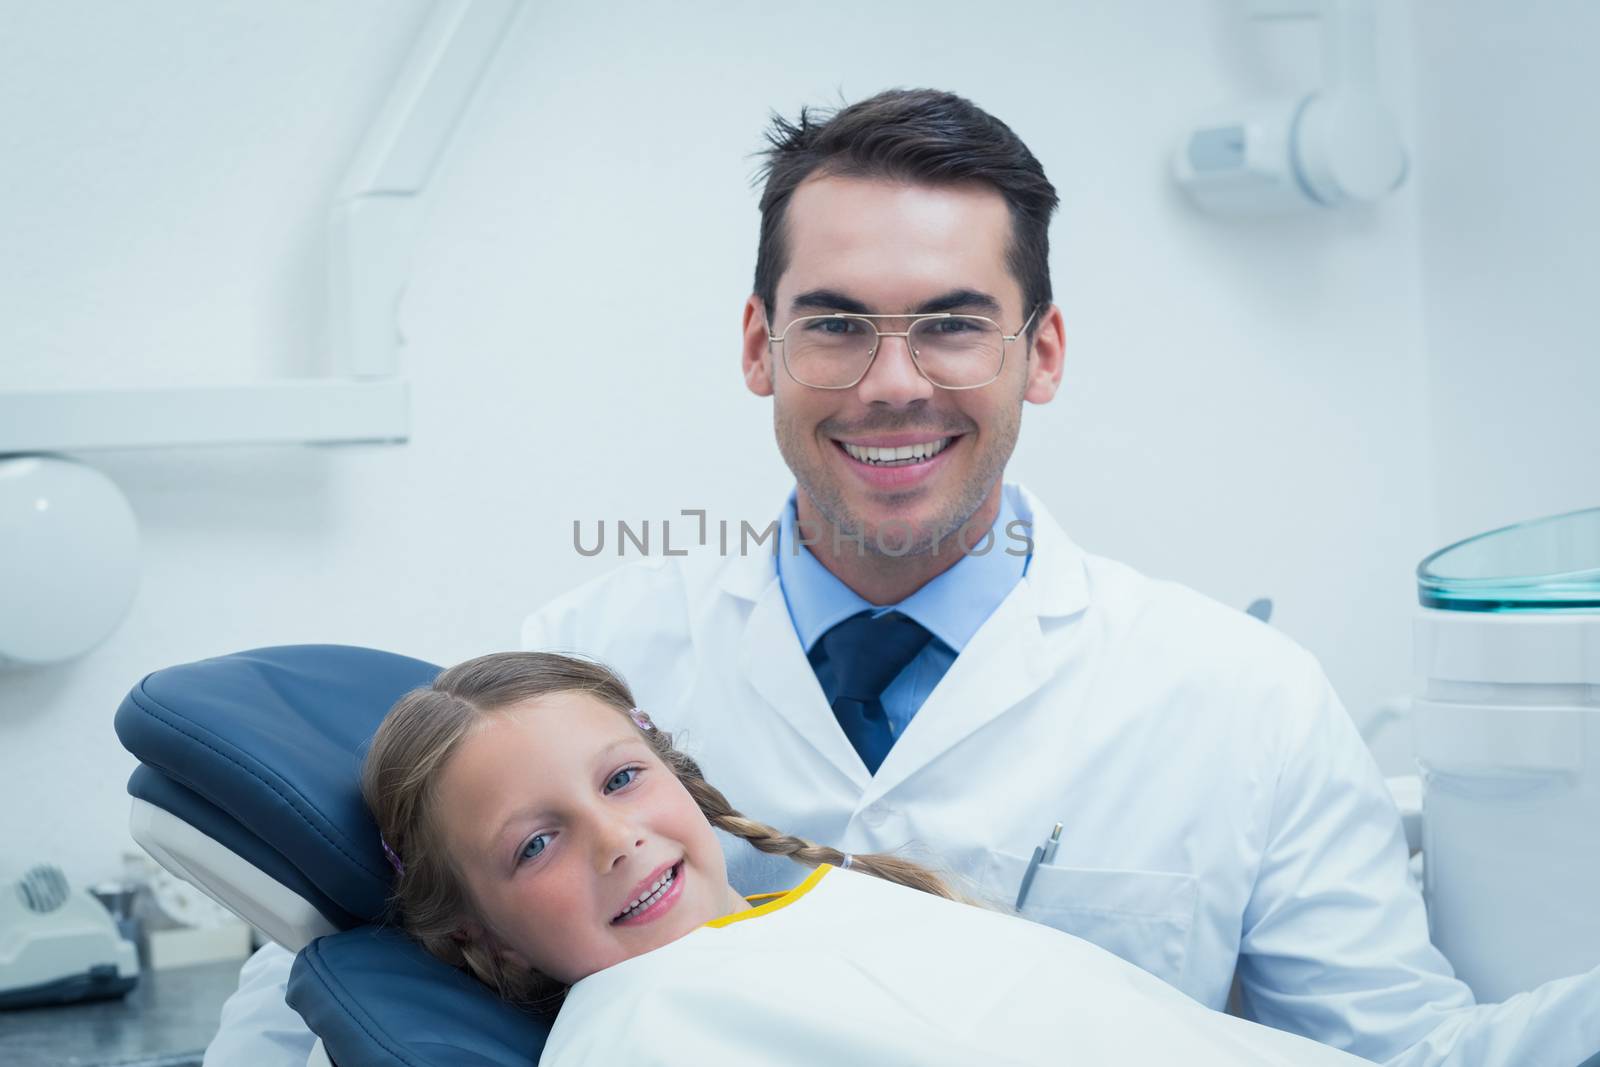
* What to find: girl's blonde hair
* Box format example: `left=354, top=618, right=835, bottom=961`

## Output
left=361, top=650, right=972, bottom=1010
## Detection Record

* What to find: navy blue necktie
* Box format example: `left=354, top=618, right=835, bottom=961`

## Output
left=810, top=610, right=933, bottom=774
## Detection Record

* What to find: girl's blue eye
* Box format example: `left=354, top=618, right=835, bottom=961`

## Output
left=519, top=834, right=549, bottom=863
left=605, top=767, right=639, bottom=793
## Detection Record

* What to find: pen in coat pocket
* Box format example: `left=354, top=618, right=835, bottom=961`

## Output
left=1014, top=822, right=1063, bottom=910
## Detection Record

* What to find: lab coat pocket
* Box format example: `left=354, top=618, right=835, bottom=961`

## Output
left=986, top=851, right=1198, bottom=984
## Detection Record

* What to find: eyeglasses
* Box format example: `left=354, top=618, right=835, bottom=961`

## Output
left=766, top=306, right=1041, bottom=390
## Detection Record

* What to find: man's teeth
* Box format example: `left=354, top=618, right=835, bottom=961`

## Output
left=841, top=438, right=953, bottom=465
left=616, top=866, right=676, bottom=921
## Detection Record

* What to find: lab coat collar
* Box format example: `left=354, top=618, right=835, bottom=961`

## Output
left=721, top=482, right=1092, bottom=791
left=867, top=484, right=1090, bottom=795
left=715, top=491, right=795, bottom=604
left=716, top=482, right=1089, bottom=620
left=722, top=490, right=876, bottom=787
left=775, top=487, right=1029, bottom=656
left=1010, top=484, right=1090, bottom=618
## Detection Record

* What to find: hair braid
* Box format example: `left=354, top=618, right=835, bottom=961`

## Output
left=658, top=735, right=986, bottom=909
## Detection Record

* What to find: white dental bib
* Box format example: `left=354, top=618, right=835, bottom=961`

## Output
left=538, top=865, right=1364, bottom=1066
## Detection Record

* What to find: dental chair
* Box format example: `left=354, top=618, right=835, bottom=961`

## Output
left=113, top=645, right=560, bottom=1067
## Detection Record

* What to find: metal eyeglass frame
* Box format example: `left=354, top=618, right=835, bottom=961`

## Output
left=766, top=305, right=1042, bottom=391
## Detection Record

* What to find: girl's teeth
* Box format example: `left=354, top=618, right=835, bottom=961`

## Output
left=618, top=866, right=676, bottom=921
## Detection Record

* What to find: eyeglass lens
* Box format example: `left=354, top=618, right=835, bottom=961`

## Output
left=783, top=316, right=1004, bottom=388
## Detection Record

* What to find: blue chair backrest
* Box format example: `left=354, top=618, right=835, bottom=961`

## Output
left=289, top=925, right=552, bottom=1066
left=115, top=645, right=553, bottom=1065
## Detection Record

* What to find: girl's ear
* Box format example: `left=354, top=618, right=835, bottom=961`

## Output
left=496, top=942, right=534, bottom=970
left=454, top=920, right=533, bottom=970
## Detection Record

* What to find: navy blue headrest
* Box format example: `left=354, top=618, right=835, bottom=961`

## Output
left=117, top=645, right=554, bottom=1066
left=289, top=926, right=552, bottom=1066
left=114, top=645, right=441, bottom=928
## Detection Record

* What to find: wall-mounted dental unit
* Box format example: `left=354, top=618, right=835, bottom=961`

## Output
left=0, top=0, right=520, bottom=666
left=1173, top=0, right=1409, bottom=214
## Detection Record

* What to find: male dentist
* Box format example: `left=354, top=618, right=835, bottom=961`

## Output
left=206, top=89, right=1599, bottom=1066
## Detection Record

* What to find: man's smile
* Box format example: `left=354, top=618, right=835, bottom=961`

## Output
left=837, top=434, right=957, bottom=466
left=831, top=432, right=964, bottom=489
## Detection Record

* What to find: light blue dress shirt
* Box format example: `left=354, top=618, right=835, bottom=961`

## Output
left=775, top=486, right=1030, bottom=737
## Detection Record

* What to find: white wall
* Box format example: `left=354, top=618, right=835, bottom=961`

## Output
left=0, top=0, right=1457, bottom=889
left=1411, top=0, right=1600, bottom=546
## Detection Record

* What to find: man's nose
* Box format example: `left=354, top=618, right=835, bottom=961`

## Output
left=854, top=332, right=935, bottom=406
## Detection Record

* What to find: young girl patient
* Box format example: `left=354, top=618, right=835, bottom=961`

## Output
left=363, top=651, right=1365, bottom=1066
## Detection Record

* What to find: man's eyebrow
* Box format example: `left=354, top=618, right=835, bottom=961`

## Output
left=788, top=288, right=1004, bottom=317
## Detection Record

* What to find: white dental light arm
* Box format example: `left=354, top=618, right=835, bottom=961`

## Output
left=0, top=0, right=518, bottom=455
left=1319, top=0, right=1377, bottom=90
left=1173, top=0, right=1408, bottom=214
left=331, top=0, right=518, bottom=379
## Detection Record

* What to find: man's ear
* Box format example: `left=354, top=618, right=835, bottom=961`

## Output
left=741, top=295, right=776, bottom=397
left=1022, top=303, right=1066, bottom=405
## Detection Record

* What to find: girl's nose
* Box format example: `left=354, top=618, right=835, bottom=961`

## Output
left=593, top=811, right=645, bottom=873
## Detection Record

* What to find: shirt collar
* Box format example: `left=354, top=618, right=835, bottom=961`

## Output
left=776, top=486, right=1029, bottom=654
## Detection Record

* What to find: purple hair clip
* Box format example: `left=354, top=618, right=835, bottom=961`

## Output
left=380, top=835, right=405, bottom=877
left=629, top=707, right=656, bottom=733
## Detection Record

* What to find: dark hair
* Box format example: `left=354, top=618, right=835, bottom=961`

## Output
left=752, top=88, right=1059, bottom=337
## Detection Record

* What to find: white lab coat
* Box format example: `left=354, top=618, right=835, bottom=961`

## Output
left=520, top=484, right=1600, bottom=1067
left=209, top=484, right=1600, bottom=1067
left=542, top=864, right=1369, bottom=1066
